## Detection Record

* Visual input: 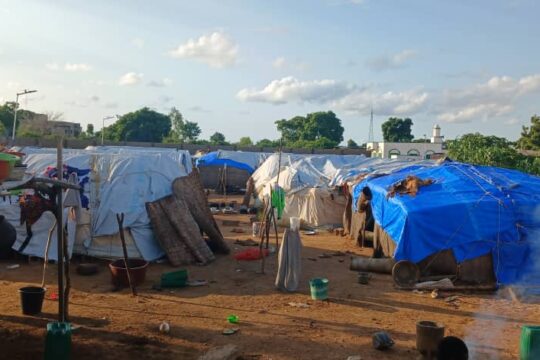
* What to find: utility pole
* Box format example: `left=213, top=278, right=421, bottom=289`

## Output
left=12, top=89, right=38, bottom=141
left=101, top=115, right=117, bottom=145
left=368, top=106, right=374, bottom=143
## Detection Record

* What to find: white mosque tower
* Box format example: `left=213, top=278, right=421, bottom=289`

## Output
left=431, top=124, right=444, bottom=144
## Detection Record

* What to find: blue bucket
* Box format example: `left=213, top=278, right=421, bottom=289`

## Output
left=309, top=278, right=329, bottom=300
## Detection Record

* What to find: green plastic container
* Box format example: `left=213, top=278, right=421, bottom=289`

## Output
left=0, top=153, right=18, bottom=169
left=44, top=322, right=72, bottom=360
left=309, top=278, right=329, bottom=300
left=160, top=269, right=188, bottom=288
left=520, top=325, right=540, bottom=359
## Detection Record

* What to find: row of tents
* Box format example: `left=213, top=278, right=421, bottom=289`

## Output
left=2, top=146, right=540, bottom=285
left=2, top=146, right=196, bottom=261
left=197, top=149, right=540, bottom=286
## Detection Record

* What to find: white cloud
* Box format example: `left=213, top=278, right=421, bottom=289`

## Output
left=366, top=49, right=416, bottom=71
left=334, top=88, right=429, bottom=116
left=147, top=78, right=172, bottom=87
left=169, top=32, right=238, bottom=68
left=237, top=76, right=429, bottom=116
left=64, top=63, right=92, bottom=72
left=436, top=74, right=540, bottom=123
left=118, top=72, right=143, bottom=86
left=237, top=76, right=353, bottom=104
left=438, top=103, right=513, bottom=123
left=131, top=37, right=145, bottom=49
left=272, top=57, right=286, bottom=69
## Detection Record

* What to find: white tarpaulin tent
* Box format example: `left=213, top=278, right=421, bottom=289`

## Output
left=252, top=154, right=368, bottom=227
left=328, top=158, right=436, bottom=187
left=2, top=148, right=192, bottom=261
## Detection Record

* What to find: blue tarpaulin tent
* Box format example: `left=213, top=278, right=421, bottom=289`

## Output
left=352, top=162, right=540, bottom=284
left=196, top=150, right=270, bottom=174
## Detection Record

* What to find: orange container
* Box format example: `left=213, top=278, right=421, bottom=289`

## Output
left=0, top=160, right=10, bottom=181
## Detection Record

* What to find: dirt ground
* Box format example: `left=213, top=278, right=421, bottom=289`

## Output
left=0, top=196, right=538, bottom=359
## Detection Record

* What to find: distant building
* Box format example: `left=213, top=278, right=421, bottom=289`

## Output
left=367, top=124, right=446, bottom=160
left=47, top=120, right=82, bottom=137
left=18, top=112, right=81, bottom=137
left=18, top=112, right=49, bottom=133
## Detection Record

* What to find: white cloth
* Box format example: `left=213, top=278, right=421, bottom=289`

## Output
left=275, top=228, right=302, bottom=292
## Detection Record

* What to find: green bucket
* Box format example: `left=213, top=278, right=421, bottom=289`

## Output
left=309, top=278, right=329, bottom=300
left=160, top=269, right=188, bottom=288
left=520, top=325, right=540, bottom=359
left=44, top=322, right=72, bottom=360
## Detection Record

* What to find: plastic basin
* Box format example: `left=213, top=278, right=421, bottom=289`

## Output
left=109, top=259, right=148, bottom=287
left=309, top=278, right=329, bottom=300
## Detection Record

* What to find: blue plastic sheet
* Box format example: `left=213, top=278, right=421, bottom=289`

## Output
left=196, top=151, right=256, bottom=174
left=352, top=162, right=540, bottom=284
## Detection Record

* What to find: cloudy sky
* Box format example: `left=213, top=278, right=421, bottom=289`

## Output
left=1, top=0, right=539, bottom=143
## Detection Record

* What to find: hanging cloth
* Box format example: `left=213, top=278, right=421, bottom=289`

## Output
left=271, top=185, right=286, bottom=220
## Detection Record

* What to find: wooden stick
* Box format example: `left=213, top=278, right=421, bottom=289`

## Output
left=56, top=137, right=65, bottom=323
left=507, top=287, right=520, bottom=303
left=41, top=220, right=57, bottom=289
left=116, top=213, right=137, bottom=296
left=62, top=225, right=70, bottom=320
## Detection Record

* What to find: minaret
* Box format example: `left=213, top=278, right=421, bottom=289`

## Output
left=431, top=124, right=443, bottom=144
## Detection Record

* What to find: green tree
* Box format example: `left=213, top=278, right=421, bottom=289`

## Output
left=86, top=123, right=94, bottom=136
left=209, top=132, right=227, bottom=145
left=347, top=139, right=359, bottom=149
left=381, top=117, right=414, bottom=142
left=275, top=111, right=344, bottom=148
left=237, top=137, right=253, bottom=147
left=0, top=103, right=15, bottom=137
left=517, top=115, right=540, bottom=150
left=0, top=121, right=5, bottom=136
left=168, top=107, right=184, bottom=141
left=448, top=133, right=540, bottom=175
left=180, top=121, right=201, bottom=143
left=256, top=138, right=280, bottom=148
left=103, top=107, right=171, bottom=142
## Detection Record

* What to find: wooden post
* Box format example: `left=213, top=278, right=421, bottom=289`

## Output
left=117, top=213, right=137, bottom=296
left=56, top=137, right=65, bottom=322
left=40, top=220, right=57, bottom=289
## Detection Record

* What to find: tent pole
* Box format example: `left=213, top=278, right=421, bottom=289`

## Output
left=56, top=137, right=65, bottom=322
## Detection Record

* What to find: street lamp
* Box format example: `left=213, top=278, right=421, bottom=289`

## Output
left=101, top=115, right=118, bottom=145
left=12, top=89, right=38, bottom=141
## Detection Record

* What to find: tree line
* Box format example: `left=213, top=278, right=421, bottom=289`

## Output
left=93, top=107, right=348, bottom=149
left=1, top=102, right=539, bottom=175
